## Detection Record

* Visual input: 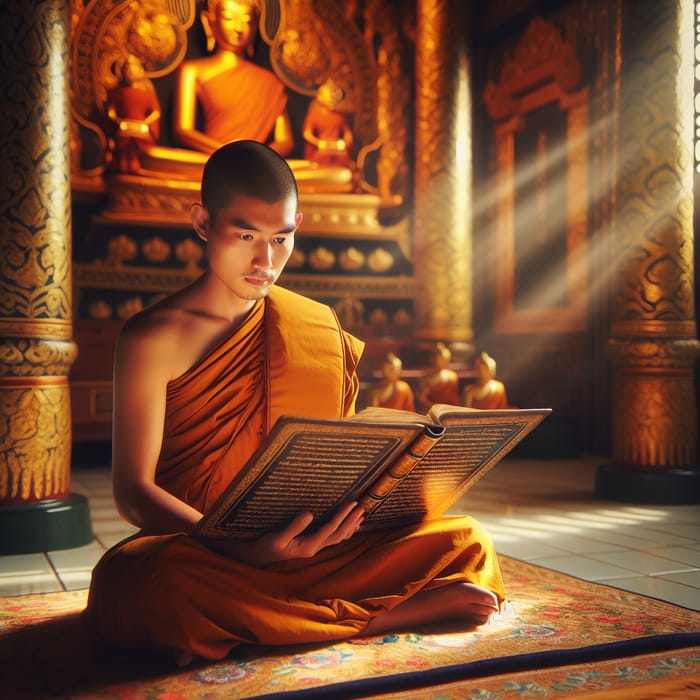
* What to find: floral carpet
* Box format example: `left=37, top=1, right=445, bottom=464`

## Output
left=1, top=557, right=698, bottom=699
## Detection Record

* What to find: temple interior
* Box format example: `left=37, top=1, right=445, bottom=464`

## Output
left=0, top=1, right=698, bottom=560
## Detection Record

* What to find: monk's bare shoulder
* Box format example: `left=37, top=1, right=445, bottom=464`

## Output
left=116, top=279, right=246, bottom=382
left=116, top=289, right=212, bottom=382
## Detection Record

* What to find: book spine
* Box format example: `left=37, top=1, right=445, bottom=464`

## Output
left=359, top=427, right=442, bottom=512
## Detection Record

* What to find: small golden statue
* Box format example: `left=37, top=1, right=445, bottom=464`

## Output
left=463, top=352, right=510, bottom=410
left=105, top=54, right=161, bottom=174
left=302, top=78, right=354, bottom=168
left=418, top=342, right=460, bottom=408
left=367, top=353, right=415, bottom=412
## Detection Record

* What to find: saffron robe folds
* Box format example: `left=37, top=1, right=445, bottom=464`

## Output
left=198, top=61, right=288, bottom=146
left=85, top=287, right=505, bottom=660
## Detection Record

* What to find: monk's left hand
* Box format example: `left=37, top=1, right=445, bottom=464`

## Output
left=205, top=501, right=365, bottom=566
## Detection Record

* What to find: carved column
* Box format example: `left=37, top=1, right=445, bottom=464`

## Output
left=0, top=0, right=92, bottom=552
left=596, top=0, right=700, bottom=502
left=414, top=0, right=473, bottom=361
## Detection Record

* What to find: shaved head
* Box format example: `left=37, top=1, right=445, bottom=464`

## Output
left=201, top=140, right=298, bottom=225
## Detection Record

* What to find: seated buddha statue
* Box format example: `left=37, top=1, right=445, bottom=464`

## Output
left=136, top=0, right=353, bottom=192
left=302, top=78, right=355, bottom=168
left=366, top=353, right=415, bottom=412
left=463, top=352, right=511, bottom=410
left=418, top=342, right=461, bottom=409
left=105, top=54, right=161, bottom=174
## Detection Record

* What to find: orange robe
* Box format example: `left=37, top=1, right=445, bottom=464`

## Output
left=198, top=61, right=288, bottom=145
left=368, top=380, right=416, bottom=412
left=464, top=381, right=510, bottom=409
left=84, top=287, right=505, bottom=660
left=421, top=370, right=461, bottom=407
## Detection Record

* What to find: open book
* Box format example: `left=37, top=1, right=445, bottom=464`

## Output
left=193, top=404, right=551, bottom=540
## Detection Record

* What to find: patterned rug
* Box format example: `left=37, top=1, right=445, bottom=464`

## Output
left=1, top=557, right=698, bottom=699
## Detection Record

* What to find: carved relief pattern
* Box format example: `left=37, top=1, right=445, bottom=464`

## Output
left=0, top=339, right=78, bottom=378
left=72, top=0, right=190, bottom=123
left=308, top=0, right=378, bottom=145
left=0, top=1, right=73, bottom=324
left=413, top=0, right=471, bottom=342
left=0, top=385, right=71, bottom=502
left=0, top=1, right=75, bottom=504
left=613, top=372, right=697, bottom=467
left=364, top=0, right=411, bottom=205
left=615, top=1, right=695, bottom=324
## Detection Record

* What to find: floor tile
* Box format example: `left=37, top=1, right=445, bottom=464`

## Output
left=645, top=546, right=700, bottom=568
left=654, top=568, right=700, bottom=588
left=531, top=555, right=640, bottom=581
left=608, top=575, right=700, bottom=611
left=589, top=550, right=698, bottom=576
left=0, top=573, right=62, bottom=596
left=0, top=552, right=53, bottom=577
left=490, top=539, right=571, bottom=561
left=57, top=569, right=95, bottom=591
left=47, top=541, right=105, bottom=570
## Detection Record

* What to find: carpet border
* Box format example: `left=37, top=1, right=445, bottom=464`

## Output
left=248, top=633, right=700, bottom=700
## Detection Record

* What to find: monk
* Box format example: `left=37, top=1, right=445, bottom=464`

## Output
left=366, top=352, right=416, bottom=412
left=84, top=140, right=504, bottom=666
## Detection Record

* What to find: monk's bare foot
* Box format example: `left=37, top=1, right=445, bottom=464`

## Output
left=363, top=581, right=499, bottom=637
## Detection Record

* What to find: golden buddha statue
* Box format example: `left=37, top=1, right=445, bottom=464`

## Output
left=463, top=352, right=511, bottom=410
left=173, top=0, right=293, bottom=156
left=136, top=0, right=353, bottom=192
left=366, top=353, right=415, bottom=412
left=418, top=342, right=460, bottom=408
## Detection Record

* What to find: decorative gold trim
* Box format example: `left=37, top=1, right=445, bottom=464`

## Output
left=0, top=318, right=73, bottom=340
left=0, top=376, right=68, bottom=388
left=280, top=275, right=415, bottom=298
left=73, top=263, right=200, bottom=293
left=612, top=320, right=698, bottom=338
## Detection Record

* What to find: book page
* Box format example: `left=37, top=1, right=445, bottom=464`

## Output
left=196, top=418, right=424, bottom=539
left=361, top=409, right=550, bottom=531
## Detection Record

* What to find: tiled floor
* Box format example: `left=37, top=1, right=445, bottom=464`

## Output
left=1, top=456, right=699, bottom=611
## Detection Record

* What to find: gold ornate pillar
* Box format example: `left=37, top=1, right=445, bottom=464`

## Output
left=596, top=0, right=700, bottom=502
left=413, top=0, right=473, bottom=361
left=0, top=0, right=92, bottom=551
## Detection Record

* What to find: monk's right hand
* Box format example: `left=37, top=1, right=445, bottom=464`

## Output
left=208, top=501, right=365, bottom=566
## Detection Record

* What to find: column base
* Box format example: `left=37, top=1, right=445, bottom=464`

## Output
left=595, top=464, right=700, bottom=504
left=0, top=494, right=93, bottom=554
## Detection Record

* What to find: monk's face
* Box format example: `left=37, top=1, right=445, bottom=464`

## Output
left=203, top=193, right=301, bottom=302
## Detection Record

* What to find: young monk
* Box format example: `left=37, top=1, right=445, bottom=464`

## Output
left=84, top=140, right=504, bottom=666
